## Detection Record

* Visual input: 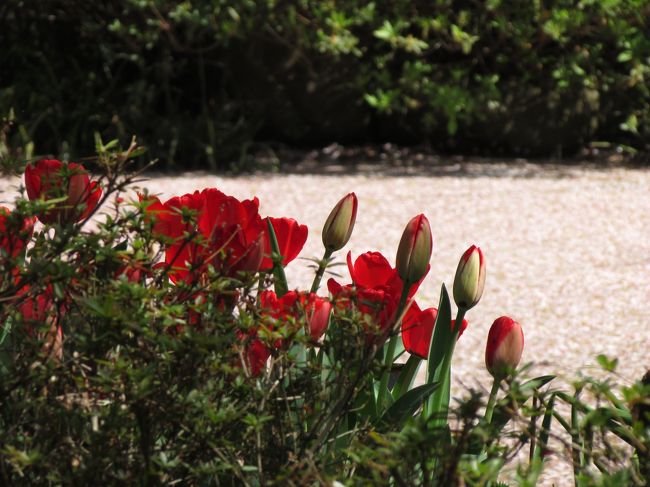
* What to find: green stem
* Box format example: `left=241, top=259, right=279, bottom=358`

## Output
left=310, top=249, right=333, bottom=294
left=376, top=286, right=410, bottom=410
left=484, top=376, right=501, bottom=424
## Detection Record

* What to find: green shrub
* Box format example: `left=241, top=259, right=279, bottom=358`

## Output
left=1, top=0, right=649, bottom=169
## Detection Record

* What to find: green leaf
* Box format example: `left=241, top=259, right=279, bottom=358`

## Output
left=426, top=284, right=452, bottom=382
left=266, top=219, right=289, bottom=297
left=535, top=393, right=555, bottom=460
left=596, top=354, right=618, bottom=372
left=520, top=375, right=556, bottom=392
left=391, top=354, right=422, bottom=400
left=491, top=375, right=556, bottom=431
left=425, top=284, right=453, bottom=419
left=379, top=382, right=439, bottom=427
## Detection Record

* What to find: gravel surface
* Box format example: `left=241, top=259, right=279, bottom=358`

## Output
left=2, top=160, right=649, bottom=485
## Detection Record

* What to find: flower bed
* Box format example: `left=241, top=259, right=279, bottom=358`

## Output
left=0, top=144, right=648, bottom=485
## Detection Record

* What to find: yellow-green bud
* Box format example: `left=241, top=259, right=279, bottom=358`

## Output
left=453, top=245, right=486, bottom=310
left=322, top=192, right=358, bottom=251
left=396, top=214, right=432, bottom=284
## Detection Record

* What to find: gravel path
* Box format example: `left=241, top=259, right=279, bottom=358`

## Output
left=2, top=160, right=649, bottom=485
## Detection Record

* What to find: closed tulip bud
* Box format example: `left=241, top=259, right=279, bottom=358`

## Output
left=322, top=193, right=358, bottom=251
left=485, top=316, right=524, bottom=378
left=453, top=245, right=486, bottom=310
left=308, top=297, right=332, bottom=341
left=396, top=214, right=432, bottom=285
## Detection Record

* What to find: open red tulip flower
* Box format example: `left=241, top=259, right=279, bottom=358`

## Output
left=260, top=217, right=308, bottom=271
left=485, top=316, right=524, bottom=378
left=328, top=251, right=428, bottom=341
left=259, top=290, right=331, bottom=342
left=143, top=188, right=267, bottom=283
left=401, top=302, right=468, bottom=359
left=25, top=159, right=102, bottom=225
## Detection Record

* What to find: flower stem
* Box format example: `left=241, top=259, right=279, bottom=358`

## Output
left=377, top=286, right=410, bottom=410
left=484, top=376, right=501, bottom=424
left=310, top=249, right=333, bottom=293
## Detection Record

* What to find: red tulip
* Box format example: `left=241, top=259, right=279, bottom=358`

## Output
left=401, top=302, right=468, bottom=359
left=328, top=251, right=427, bottom=341
left=25, top=159, right=102, bottom=225
left=322, top=192, right=358, bottom=251
left=396, top=214, right=432, bottom=285
left=485, top=316, right=524, bottom=378
left=260, top=217, right=308, bottom=271
left=453, top=245, right=486, bottom=310
left=143, top=188, right=266, bottom=283
left=307, top=296, right=332, bottom=340
left=259, top=290, right=331, bottom=342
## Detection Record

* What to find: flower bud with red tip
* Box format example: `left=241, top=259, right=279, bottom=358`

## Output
left=485, top=316, right=524, bottom=378
left=453, top=245, right=486, bottom=310
left=396, top=214, right=432, bottom=285
left=306, top=295, right=332, bottom=341
left=322, top=192, right=358, bottom=251
left=25, top=159, right=102, bottom=225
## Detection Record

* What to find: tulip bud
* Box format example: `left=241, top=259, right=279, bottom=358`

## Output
left=453, top=245, right=486, bottom=310
left=322, top=193, right=358, bottom=251
left=307, top=297, right=332, bottom=341
left=485, top=316, right=524, bottom=378
left=396, top=214, right=432, bottom=284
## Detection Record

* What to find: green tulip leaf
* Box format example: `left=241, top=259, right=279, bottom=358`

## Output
left=391, top=354, right=422, bottom=400
left=426, top=284, right=453, bottom=381
left=519, top=375, right=556, bottom=392
left=425, top=284, right=452, bottom=419
left=379, top=382, right=440, bottom=428
left=266, top=219, right=289, bottom=297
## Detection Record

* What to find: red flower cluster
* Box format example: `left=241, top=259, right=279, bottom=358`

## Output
left=259, top=290, right=332, bottom=341
left=327, top=251, right=428, bottom=342
left=24, top=159, right=102, bottom=225
left=241, top=290, right=331, bottom=376
left=143, top=188, right=307, bottom=283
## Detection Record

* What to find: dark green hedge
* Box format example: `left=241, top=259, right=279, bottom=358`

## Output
left=1, top=0, right=649, bottom=169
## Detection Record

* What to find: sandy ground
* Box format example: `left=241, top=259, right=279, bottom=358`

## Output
left=2, top=160, right=649, bottom=485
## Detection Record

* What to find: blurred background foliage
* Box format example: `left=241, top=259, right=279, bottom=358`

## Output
left=1, top=0, right=649, bottom=170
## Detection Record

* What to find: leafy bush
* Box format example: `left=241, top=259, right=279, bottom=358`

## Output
left=0, top=143, right=648, bottom=485
left=1, top=0, right=649, bottom=169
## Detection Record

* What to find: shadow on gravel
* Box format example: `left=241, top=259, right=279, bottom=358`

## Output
left=175, top=144, right=646, bottom=179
